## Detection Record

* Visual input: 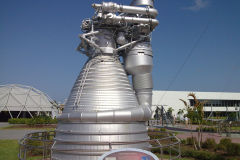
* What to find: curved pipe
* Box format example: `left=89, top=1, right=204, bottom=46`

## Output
left=58, top=105, right=151, bottom=122
left=92, top=2, right=158, bottom=18
left=104, top=14, right=159, bottom=29
left=115, top=40, right=139, bottom=52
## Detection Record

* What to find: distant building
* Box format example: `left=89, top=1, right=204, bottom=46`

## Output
left=0, top=84, right=58, bottom=121
left=152, top=90, right=240, bottom=119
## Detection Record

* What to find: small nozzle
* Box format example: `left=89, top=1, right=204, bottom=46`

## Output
left=92, top=3, right=101, bottom=9
left=130, top=0, right=154, bottom=8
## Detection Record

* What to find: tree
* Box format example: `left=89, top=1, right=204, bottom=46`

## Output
left=167, top=107, right=174, bottom=124
left=180, top=93, right=205, bottom=150
left=167, top=107, right=174, bottom=118
left=167, top=107, right=174, bottom=115
left=177, top=108, right=184, bottom=120
left=154, top=106, right=161, bottom=120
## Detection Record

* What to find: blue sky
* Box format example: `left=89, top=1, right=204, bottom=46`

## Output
left=1, top=0, right=240, bottom=102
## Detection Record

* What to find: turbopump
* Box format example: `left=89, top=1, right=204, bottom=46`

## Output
left=52, top=0, right=159, bottom=159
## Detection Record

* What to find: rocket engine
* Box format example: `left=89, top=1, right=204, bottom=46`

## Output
left=52, top=0, right=158, bottom=159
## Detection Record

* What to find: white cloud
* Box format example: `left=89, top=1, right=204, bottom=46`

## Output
left=183, top=0, right=209, bottom=11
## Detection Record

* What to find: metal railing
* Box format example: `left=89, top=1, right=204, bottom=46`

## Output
left=148, top=129, right=181, bottom=160
left=19, top=129, right=181, bottom=160
left=18, top=131, right=55, bottom=160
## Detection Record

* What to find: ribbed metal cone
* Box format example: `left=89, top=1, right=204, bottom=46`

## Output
left=52, top=55, right=149, bottom=160
left=64, top=55, right=138, bottom=112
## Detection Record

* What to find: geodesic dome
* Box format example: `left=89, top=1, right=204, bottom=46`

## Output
left=0, top=84, right=56, bottom=119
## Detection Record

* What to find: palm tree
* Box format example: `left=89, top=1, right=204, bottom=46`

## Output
left=180, top=93, right=205, bottom=150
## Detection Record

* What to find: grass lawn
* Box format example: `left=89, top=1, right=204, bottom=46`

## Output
left=0, top=124, right=55, bottom=160
left=0, top=139, right=47, bottom=160
left=210, top=117, right=227, bottom=119
left=0, top=139, right=18, bottom=160
left=154, top=153, right=194, bottom=160
left=231, top=126, right=240, bottom=131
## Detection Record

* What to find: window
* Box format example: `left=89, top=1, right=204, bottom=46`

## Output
left=188, top=99, right=240, bottom=107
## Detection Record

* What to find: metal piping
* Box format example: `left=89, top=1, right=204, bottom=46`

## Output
left=102, top=14, right=159, bottom=29
left=79, top=31, right=103, bottom=52
left=125, top=42, right=153, bottom=106
left=115, top=40, right=139, bottom=52
left=133, top=73, right=153, bottom=106
left=59, top=105, right=151, bottom=122
left=92, top=2, right=158, bottom=18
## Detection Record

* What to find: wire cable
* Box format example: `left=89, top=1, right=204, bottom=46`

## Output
left=157, top=22, right=210, bottom=104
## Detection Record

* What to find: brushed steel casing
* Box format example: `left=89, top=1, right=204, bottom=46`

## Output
left=52, top=0, right=158, bottom=159
left=52, top=56, right=149, bottom=160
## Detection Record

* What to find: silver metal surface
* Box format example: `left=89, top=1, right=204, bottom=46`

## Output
left=92, top=2, right=158, bottom=18
left=131, top=0, right=154, bottom=7
left=100, top=14, right=159, bottom=30
left=52, top=0, right=159, bottom=159
left=125, top=42, right=153, bottom=106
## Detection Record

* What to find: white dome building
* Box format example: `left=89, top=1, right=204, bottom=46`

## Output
left=0, top=84, right=57, bottom=121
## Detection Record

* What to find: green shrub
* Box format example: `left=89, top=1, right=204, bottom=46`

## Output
left=162, top=147, right=178, bottom=155
left=26, top=139, right=43, bottom=156
left=186, top=137, right=197, bottom=145
left=216, top=138, right=240, bottom=156
left=194, top=151, right=214, bottom=160
left=181, top=139, right=186, bottom=144
left=219, top=138, right=232, bottom=146
left=50, top=118, right=58, bottom=124
left=196, top=126, right=217, bottom=132
left=217, top=138, right=232, bottom=151
left=181, top=149, right=194, bottom=157
left=148, top=128, right=166, bottom=139
left=226, top=158, right=238, bottom=160
left=26, top=119, right=36, bottom=126
left=8, top=116, right=57, bottom=125
left=26, top=133, right=43, bottom=156
left=148, top=128, right=166, bottom=132
left=8, top=118, right=30, bottom=124
left=226, top=143, right=240, bottom=156
left=212, top=155, right=226, bottom=160
left=8, top=118, right=17, bottom=124
left=160, top=128, right=166, bottom=132
left=202, top=120, right=214, bottom=126
left=202, top=138, right=217, bottom=149
left=151, top=147, right=160, bottom=153
left=151, top=147, right=179, bottom=156
left=181, top=149, right=214, bottom=160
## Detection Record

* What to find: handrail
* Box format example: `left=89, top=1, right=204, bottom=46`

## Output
left=18, top=129, right=181, bottom=160
left=18, top=131, right=55, bottom=160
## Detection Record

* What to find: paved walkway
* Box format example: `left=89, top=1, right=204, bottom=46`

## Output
left=0, top=123, right=47, bottom=140
left=177, top=132, right=240, bottom=143
left=154, top=124, right=240, bottom=143
left=0, top=129, right=44, bottom=139
left=0, top=122, right=12, bottom=128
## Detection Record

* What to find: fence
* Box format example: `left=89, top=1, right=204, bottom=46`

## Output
left=18, top=131, right=55, bottom=160
left=18, top=129, right=181, bottom=160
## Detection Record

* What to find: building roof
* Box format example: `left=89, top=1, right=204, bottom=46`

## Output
left=0, top=84, right=55, bottom=113
left=152, top=90, right=240, bottom=114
